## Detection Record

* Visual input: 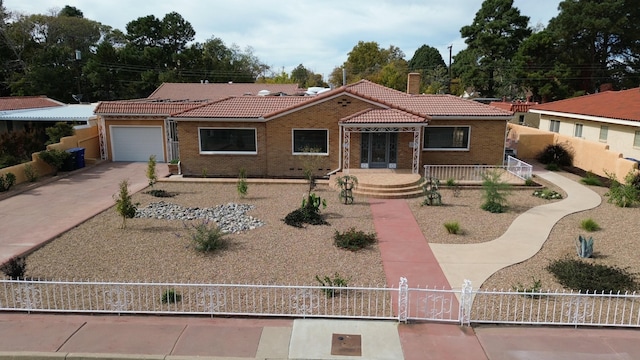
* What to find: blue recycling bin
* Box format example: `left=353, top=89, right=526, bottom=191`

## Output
left=66, top=147, right=85, bottom=169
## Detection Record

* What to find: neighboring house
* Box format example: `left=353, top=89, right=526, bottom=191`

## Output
left=530, top=88, right=640, bottom=160
left=170, top=77, right=512, bottom=177
left=95, top=83, right=304, bottom=162
left=0, top=96, right=65, bottom=133
left=489, top=101, right=540, bottom=128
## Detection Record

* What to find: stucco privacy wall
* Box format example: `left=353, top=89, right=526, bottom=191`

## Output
left=508, top=124, right=638, bottom=180
left=0, top=125, right=100, bottom=186
left=422, top=119, right=507, bottom=166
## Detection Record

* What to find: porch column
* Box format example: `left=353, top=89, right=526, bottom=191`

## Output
left=98, top=117, right=107, bottom=160
left=412, top=127, right=421, bottom=174
left=342, top=128, right=351, bottom=174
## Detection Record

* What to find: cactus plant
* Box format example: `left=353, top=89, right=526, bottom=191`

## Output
left=576, top=235, right=594, bottom=258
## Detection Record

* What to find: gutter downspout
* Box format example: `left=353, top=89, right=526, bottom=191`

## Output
left=327, top=124, right=343, bottom=176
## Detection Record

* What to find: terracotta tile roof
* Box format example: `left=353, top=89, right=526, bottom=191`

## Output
left=173, top=96, right=310, bottom=118
left=489, top=101, right=538, bottom=113
left=531, top=88, right=640, bottom=122
left=344, top=80, right=514, bottom=118
left=0, top=96, right=63, bottom=111
left=148, top=82, right=303, bottom=101
left=95, top=99, right=206, bottom=115
left=341, top=108, right=426, bottom=124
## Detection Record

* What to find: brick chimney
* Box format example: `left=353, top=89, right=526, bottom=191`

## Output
left=407, top=72, right=421, bottom=95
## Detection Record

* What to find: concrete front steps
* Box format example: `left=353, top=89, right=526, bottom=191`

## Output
left=330, top=171, right=426, bottom=199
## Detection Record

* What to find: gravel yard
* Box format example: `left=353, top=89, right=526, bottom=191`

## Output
left=21, top=171, right=640, bottom=292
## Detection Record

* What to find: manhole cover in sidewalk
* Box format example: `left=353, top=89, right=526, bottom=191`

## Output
left=331, top=333, right=362, bottom=356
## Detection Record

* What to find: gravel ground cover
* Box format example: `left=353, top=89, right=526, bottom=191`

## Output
left=19, top=171, right=640, bottom=293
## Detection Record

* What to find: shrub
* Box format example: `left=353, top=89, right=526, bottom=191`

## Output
left=315, top=273, right=349, bottom=298
left=445, top=178, right=457, bottom=187
left=421, top=177, right=442, bottom=206
left=284, top=193, right=328, bottom=227
left=443, top=221, right=461, bottom=234
left=146, top=189, right=175, bottom=198
left=547, top=258, right=638, bottom=292
left=38, top=149, right=72, bottom=175
left=544, top=163, right=560, bottom=171
left=532, top=188, right=563, bottom=200
left=0, top=172, right=16, bottom=192
left=480, top=170, right=511, bottom=213
left=536, top=143, right=573, bottom=167
left=581, top=172, right=603, bottom=186
left=1, top=256, right=26, bottom=279
left=524, top=177, right=537, bottom=186
left=0, top=128, right=46, bottom=163
left=237, top=168, right=248, bottom=198
left=146, top=155, right=157, bottom=188
left=114, top=179, right=137, bottom=229
left=45, top=122, right=74, bottom=145
left=161, top=289, right=182, bottom=304
left=334, top=227, right=377, bottom=251
left=604, top=170, right=640, bottom=208
left=512, top=277, right=542, bottom=298
left=580, top=218, right=600, bottom=232
left=23, top=163, right=39, bottom=182
left=182, top=219, right=228, bottom=252
left=335, top=175, right=358, bottom=204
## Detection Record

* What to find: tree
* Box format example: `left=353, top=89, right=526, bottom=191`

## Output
left=408, top=45, right=446, bottom=72
left=459, top=0, right=531, bottom=97
left=330, top=41, right=407, bottom=87
left=58, top=5, right=83, bottom=18
left=114, top=179, right=137, bottom=229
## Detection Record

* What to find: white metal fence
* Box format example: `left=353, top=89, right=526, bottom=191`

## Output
left=2, top=278, right=639, bottom=328
left=423, top=156, right=532, bottom=182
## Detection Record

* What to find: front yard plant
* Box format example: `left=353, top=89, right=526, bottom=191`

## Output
left=536, top=142, right=573, bottom=169
left=580, top=218, right=600, bottom=232
left=581, top=171, right=603, bottom=186
left=161, top=288, right=182, bottom=304
left=38, top=149, right=72, bottom=175
left=114, top=179, right=138, bottom=229
left=547, top=258, right=637, bottom=293
left=604, top=170, right=640, bottom=208
left=480, top=170, right=511, bottom=213
left=283, top=192, right=328, bottom=228
left=335, top=174, right=357, bottom=204
left=0, top=172, right=16, bottom=192
left=443, top=221, right=461, bottom=234
left=315, top=273, right=349, bottom=298
left=182, top=219, right=228, bottom=252
left=146, top=155, right=157, bottom=188
left=576, top=235, right=594, bottom=258
left=1, top=256, right=26, bottom=279
left=532, top=188, right=563, bottom=200
left=334, top=227, right=376, bottom=251
left=237, top=168, right=248, bottom=198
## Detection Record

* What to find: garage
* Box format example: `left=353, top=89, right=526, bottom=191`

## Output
left=110, top=126, right=165, bottom=162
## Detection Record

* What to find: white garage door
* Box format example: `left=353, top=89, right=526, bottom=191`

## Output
left=111, top=126, right=165, bottom=162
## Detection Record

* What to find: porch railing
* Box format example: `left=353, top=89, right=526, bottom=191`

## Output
left=423, top=157, right=532, bottom=182
left=2, top=278, right=639, bottom=328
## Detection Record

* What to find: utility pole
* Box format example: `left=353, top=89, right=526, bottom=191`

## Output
left=447, top=45, right=452, bottom=94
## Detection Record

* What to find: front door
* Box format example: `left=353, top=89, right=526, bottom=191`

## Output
left=361, top=132, right=397, bottom=168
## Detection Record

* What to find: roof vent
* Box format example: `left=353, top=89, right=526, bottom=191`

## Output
left=257, top=90, right=271, bottom=96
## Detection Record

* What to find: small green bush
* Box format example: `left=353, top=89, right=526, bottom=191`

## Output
left=284, top=193, right=328, bottom=227
left=45, top=122, right=74, bottom=145
left=605, top=170, right=640, bottom=208
left=334, top=227, right=377, bottom=251
left=114, top=179, right=138, bottom=229
left=1, top=256, right=26, bottom=279
left=23, top=163, right=38, bottom=182
left=161, top=289, right=182, bottom=304
left=581, top=172, right=603, bottom=186
left=512, top=277, right=542, bottom=297
left=0, top=172, right=16, bottom=192
left=315, top=273, right=349, bottom=298
left=544, top=163, right=560, bottom=171
left=445, top=178, right=457, bottom=187
left=443, top=221, right=461, bottom=234
left=480, top=170, right=511, bottom=213
left=183, top=219, right=228, bottom=252
left=237, top=168, right=248, bottom=198
left=532, top=188, right=563, bottom=200
left=38, top=149, right=72, bottom=174
left=536, top=143, right=573, bottom=167
left=524, top=177, right=537, bottom=186
left=580, top=218, right=600, bottom=232
left=547, top=258, right=638, bottom=292
left=146, top=155, right=157, bottom=188
left=146, top=189, right=175, bottom=198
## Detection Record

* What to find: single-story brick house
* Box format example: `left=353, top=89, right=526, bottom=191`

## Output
left=171, top=76, right=512, bottom=177
left=0, top=96, right=64, bottom=133
left=95, top=76, right=513, bottom=176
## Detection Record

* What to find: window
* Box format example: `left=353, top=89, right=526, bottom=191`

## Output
left=549, top=120, right=560, bottom=133
left=574, top=123, right=583, bottom=138
left=199, top=128, right=257, bottom=154
left=599, top=126, right=608, bottom=142
left=518, top=115, right=525, bottom=125
left=292, top=129, right=328, bottom=154
left=423, top=126, right=470, bottom=150
left=634, top=131, right=640, bottom=148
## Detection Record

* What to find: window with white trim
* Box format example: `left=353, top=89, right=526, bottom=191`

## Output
left=292, top=129, right=328, bottom=154
left=634, top=131, right=640, bottom=148
left=549, top=120, right=560, bottom=133
left=199, top=128, right=257, bottom=154
left=423, top=126, right=470, bottom=150
left=599, top=126, right=608, bottom=142
left=574, top=123, right=583, bottom=138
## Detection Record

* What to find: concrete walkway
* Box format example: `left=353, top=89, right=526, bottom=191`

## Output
left=430, top=170, right=602, bottom=290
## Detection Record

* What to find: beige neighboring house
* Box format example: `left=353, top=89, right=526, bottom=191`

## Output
left=489, top=101, right=540, bottom=128
left=530, top=88, right=640, bottom=162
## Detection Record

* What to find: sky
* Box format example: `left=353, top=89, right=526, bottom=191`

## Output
left=4, top=0, right=563, bottom=80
